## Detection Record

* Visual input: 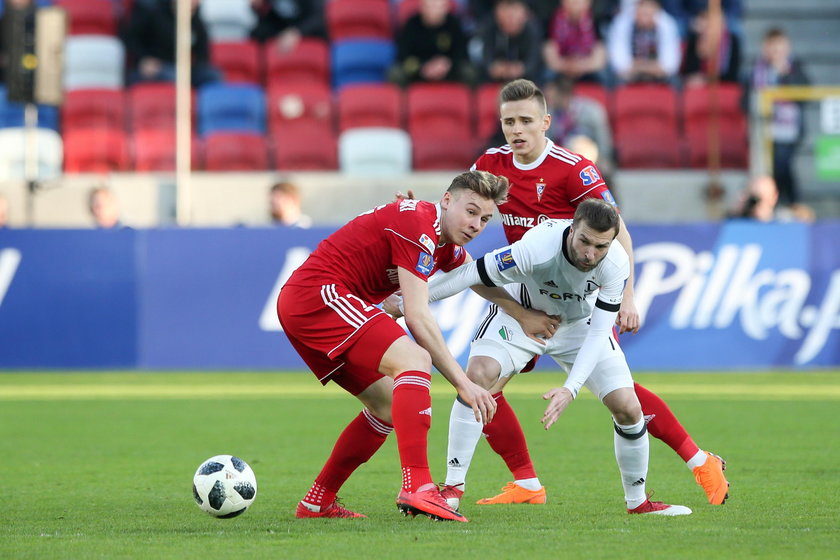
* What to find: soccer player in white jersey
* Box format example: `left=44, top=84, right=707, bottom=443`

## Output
left=424, top=198, right=691, bottom=515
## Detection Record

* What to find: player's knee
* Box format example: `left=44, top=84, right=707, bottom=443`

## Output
left=603, top=387, right=642, bottom=425
left=401, top=343, right=432, bottom=373
left=465, top=356, right=502, bottom=389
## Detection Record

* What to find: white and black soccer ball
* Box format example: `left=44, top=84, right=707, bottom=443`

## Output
left=192, top=455, right=257, bottom=518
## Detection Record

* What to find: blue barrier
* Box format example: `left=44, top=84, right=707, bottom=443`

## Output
left=1, top=222, right=838, bottom=370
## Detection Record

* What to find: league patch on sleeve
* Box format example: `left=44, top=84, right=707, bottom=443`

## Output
left=579, top=165, right=601, bottom=186
left=415, top=252, right=435, bottom=276
left=494, top=249, right=517, bottom=272
left=600, top=189, right=617, bottom=206
left=419, top=233, right=436, bottom=255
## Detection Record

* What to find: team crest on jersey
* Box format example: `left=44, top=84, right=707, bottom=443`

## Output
left=600, top=189, right=617, bottom=206
left=419, top=233, right=436, bottom=255
left=579, top=165, right=601, bottom=186
left=494, top=249, right=517, bottom=271
left=535, top=181, right=546, bottom=202
left=415, top=252, right=434, bottom=276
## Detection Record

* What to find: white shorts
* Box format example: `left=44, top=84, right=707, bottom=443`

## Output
left=470, top=305, right=633, bottom=401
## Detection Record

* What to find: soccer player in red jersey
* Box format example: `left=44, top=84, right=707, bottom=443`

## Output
left=439, top=79, right=728, bottom=509
left=278, top=170, right=518, bottom=522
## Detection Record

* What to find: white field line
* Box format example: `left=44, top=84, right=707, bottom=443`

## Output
left=0, top=383, right=838, bottom=400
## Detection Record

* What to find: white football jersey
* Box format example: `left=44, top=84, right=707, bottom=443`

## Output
left=429, top=219, right=630, bottom=323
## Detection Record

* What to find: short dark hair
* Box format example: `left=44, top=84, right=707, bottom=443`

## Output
left=447, top=170, right=509, bottom=205
left=270, top=181, right=300, bottom=200
left=764, top=27, right=787, bottom=41
left=499, top=79, right=547, bottom=114
left=573, top=198, right=620, bottom=239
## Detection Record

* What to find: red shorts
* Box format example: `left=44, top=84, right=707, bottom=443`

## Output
left=277, top=281, right=407, bottom=395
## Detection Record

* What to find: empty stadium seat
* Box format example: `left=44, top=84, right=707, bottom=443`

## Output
left=264, top=38, right=330, bottom=87
left=613, top=84, right=680, bottom=168
left=211, top=40, right=261, bottom=84
left=0, top=85, right=59, bottom=131
left=331, top=39, right=395, bottom=89
left=203, top=132, right=269, bottom=171
left=201, top=0, right=256, bottom=41
left=62, top=88, right=126, bottom=131
left=197, top=83, right=265, bottom=135
left=614, top=129, right=683, bottom=168
left=573, top=83, right=611, bottom=113
left=406, top=82, right=473, bottom=137
left=0, top=127, right=63, bottom=180
left=272, top=122, right=337, bottom=170
left=127, top=82, right=198, bottom=131
left=338, top=127, right=411, bottom=176
left=613, top=84, right=678, bottom=124
left=267, top=82, right=334, bottom=137
left=337, top=83, right=402, bottom=132
left=63, top=127, right=130, bottom=172
left=132, top=129, right=200, bottom=171
left=64, top=35, right=125, bottom=90
left=683, top=84, right=748, bottom=169
left=326, top=0, right=392, bottom=41
left=55, top=0, right=117, bottom=35
left=411, top=125, right=476, bottom=170
left=476, top=82, right=501, bottom=142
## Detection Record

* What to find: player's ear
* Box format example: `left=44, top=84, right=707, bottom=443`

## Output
left=440, top=191, right=452, bottom=209
left=542, top=112, right=551, bottom=133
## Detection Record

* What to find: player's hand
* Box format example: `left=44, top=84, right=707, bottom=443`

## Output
left=381, top=294, right=404, bottom=318
left=458, top=382, right=497, bottom=425
left=515, top=309, right=562, bottom=345
left=393, top=190, right=416, bottom=202
left=616, top=295, right=640, bottom=335
left=541, top=387, right=574, bottom=430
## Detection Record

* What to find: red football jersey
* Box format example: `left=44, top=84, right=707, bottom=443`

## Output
left=472, top=139, right=617, bottom=243
left=285, top=199, right=466, bottom=303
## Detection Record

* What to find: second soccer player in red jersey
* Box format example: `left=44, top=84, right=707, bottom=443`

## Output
left=439, top=79, right=729, bottom=509
left=279, top=170, right=523, bottom=522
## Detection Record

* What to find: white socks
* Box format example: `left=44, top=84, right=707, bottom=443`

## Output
left=686, top=449, right=708, bottom=470
left=614, top=418, right=649, bottom=510
left=445, top=398, right=483, bottom=491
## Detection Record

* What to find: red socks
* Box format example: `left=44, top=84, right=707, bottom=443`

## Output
left=634, top=382, right=700, bottom=462
left=304, top=409, right=393, bottom=508
left=392, top=371, right=434, bottom=491
left=483, top=392, right=537, bottom=480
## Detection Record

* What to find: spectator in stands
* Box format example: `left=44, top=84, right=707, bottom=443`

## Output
left=390, top=0, right=476, bottom=86
left=472, top=0, right=545, bottom=84
left=728, top=175, right=814, bottom=223
left=88, top=187, right=123, bottom=229
left=681, top=8, right=741, bottom=86
left=746, top=28, right=810, bottom=207
left=125, top=0, right=221, bottom=87
left=543, top=75, right=615, bottom=183
left=0, top=193, right=9, bottom=228
left=606, top=0, right=681, bottom=85
left=543, top=0, right=608, bottom=84
left=270, top=181, right=311, bottom=228
left=249, top=0, right=326, bottom=53
left=468, top=0, right=556, bottom=34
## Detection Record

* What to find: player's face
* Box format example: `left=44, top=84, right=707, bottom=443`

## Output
left=439, top=189, right=497, bottom=246
left=567, top=221, right=615, bottom=272
left=499, top=98, right=550, bottom=165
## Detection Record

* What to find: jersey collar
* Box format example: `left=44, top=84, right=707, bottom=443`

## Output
left=561, top=224, right=574, bottom=265
left=512, top=139, right=554, bottom=171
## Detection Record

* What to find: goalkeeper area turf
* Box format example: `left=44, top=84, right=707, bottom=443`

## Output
left=1, top=371, right=838, bottom=559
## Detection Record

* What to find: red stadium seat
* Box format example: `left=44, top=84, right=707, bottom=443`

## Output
left=614, top=84, right=678, bottom=123
left=203, top=132, right=269, bottom=171
left=573, top=83, right=611, bottom=114
left=264, top=37, right=330, bottom=87
left=682, top=84, right=748, bottom=169
left=476, top=82, right=501, bottom=143
left=337, top=83, right=402, bottom=132
left=614, top=128, right=683, bottom=168
left=272, top=121, right=337, bottom=170
left=127, top=82, right=196, bottom=131
left=132, top=129, right=201, bottom=171
left=406, top=82, right=473, bottom=138
left=267, top=82, right=334, bottom=137
left=326, top=0, right=392, bottom=41
left=62, top=88, right=125, bottom=131
left=411, top=125, right=476, bottom=170
left=64, top=127, right=130, bottom=172
left=55, top=0, right=118, bottom=35
left=211, top=40, right=261, bottom=84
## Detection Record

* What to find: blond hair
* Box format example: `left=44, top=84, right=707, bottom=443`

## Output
left=447, top=170, right=509, bottom=205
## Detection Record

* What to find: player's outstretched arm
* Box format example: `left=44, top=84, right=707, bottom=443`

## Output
left=398, top=268, right=497, bottom=424
left=615, top=215, right=640, bottom=335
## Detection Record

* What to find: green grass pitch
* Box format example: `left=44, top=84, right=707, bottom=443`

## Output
left=1, top=371, right=838, bottom=559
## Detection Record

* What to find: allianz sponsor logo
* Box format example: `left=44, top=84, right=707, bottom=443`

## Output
left=633, top=242, right=840, bottom=365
